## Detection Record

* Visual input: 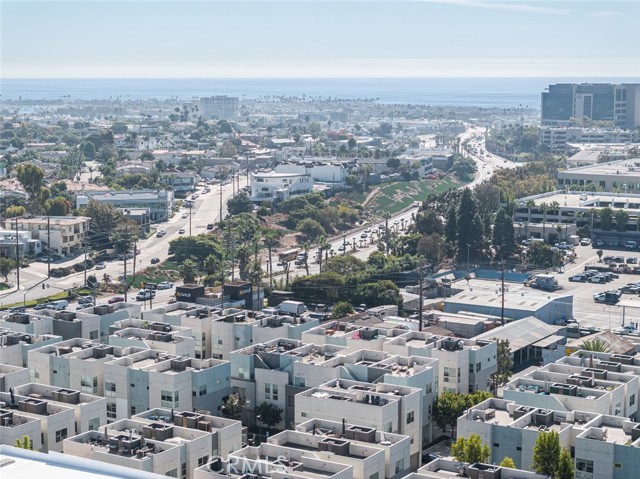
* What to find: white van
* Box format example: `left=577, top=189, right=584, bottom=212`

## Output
left=48, top=300, right=69, bottom=310
left=625, top=241, right=637, bottom=250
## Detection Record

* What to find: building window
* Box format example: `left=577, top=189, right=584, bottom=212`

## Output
left=294, top=377, right=305, bottom=387
left=272, top=384, right=279, bottom=401
left=166, top=469, right=178, bottom=478
left=493, top=442, right=499, bottom=447
left=161, top=390, right=179, bottom=408
left=406, top=411, right=414, bottom=424
left=131, top=406, right=137, bottom=415
left=265, top=384, right=271, bottom=400
left=384, top=422, right=392, bottom=433
left=88, top=418, right=100, bottom=431
left=89, top=330, right=98, bottom=340
left=576, top=459, right=593, bottom=474
left=370, top=473, right=379, bottom=479
left=476, top=362, right=481, bottom=372
left=55, top=428, right=68, bottom=442
left=198, top=456, right=209, bottom=467
left=199, top=385, right=207, bottom=396
left=516, top=446, right=522, bottom=451
left=615, top=463, right=622, bottom=469
left=105, top=382, right=117, bottom=397
left=631, top=394, right=636, bottom=406
left=107, top=402, right=117, bottom=419
left=395, top=459, right=405, bottom=473
left=301, top=412, right=308, bottom=417
left=81, top=376, right=98, bottom=394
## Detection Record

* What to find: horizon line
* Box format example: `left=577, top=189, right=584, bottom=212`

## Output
left=4, top=76, right=640, bottom=81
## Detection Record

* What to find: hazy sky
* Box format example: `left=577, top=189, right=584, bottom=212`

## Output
left=1, top=0, right=639, bottom=78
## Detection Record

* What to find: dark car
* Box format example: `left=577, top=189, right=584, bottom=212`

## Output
left=33, top=303, right=48, bottom=310
left=108, top=296, right=125, bottom=304
left=150, top=257, right=160, bottom=264
left=207, top=223, right=214, bottom=230
left=7, top=306, right=26, bottom=313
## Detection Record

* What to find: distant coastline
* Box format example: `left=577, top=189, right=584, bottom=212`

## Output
left=1, top=77, right=638, bottom=107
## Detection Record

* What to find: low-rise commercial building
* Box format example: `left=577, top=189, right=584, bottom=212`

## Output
left=4, top=216, right=90, bottom=257
left=250, top=172, right=313, bottom=203
left=0, top=229, right=41, bottom=258
left=76, top=189, right=174, bottom=222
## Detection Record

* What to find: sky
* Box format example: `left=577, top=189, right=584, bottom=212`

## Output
left=1, top=0, right=639, bottom=78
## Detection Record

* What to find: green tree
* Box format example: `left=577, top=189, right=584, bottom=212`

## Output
left=556, top=448, right=574, bottom=479
left=227, top=191, right=253, bottom=216
left=0, top=257, right=15, bottom=282
left=433, top=391, right=493, bottom=436
left=580, top=338, right=611, bottom=352
left=386, top=157, right=401, bottom=170
left=291, top=272, right=345, bottom=304
left=82, top=199, right=122, bottom=246
left=599, top=207, right=613, bottom=230
left=221, top=394, right=243, bottom=420
left=14, top=435, right=32, bottom=450
left=416, top=234, right=447, bottom=263
left=499, top=457, right=516, bottom=468
left=255, top=401, right=283, bottom=429
left=15, top=163, right=45, bottom=201
left=452, top=155, right=477, bottom=181
left=179, top=259, right=198, bottom=284
left=332, top=301, right=354, bottom=319
left=45, top=196, right=72, bottom=216
left=596, top=249, right=604, bottom=262
left=347, top=137, right=357, bottom=151
left=526, top=242, right=554, bottom=268
left=615, top=209, right=629, bottom=232
left=457, top=189, right=482, bottom=261
left=81, top=141, right=96, bottom=159
left=451, top=434, right=491, bottom=464
left=296, top=218, right=326, bottom=243
left=5, top=205, right=25, bottom=218
left=355, top=280, right=402, bottom=309
left=492, top=338, right=513, bottom=388
left=415, top=210, right=444, bottom=236
left=169, top=235, right=224, bottom=264
left=492, top=208, right=516, bottom=260
left=532, top=431, right=561, bottom=477
left=220, top=140, right=238, bottom=157
left=326, top=255, right=367, bottom=277
left=445, top=206, right=457, bottom=245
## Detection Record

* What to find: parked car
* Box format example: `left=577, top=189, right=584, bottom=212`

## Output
left=156, top=230, right=166, bottom=238
left=95, top=262, right=106, bottom=269
left=181, top=213, right=188, bottom=219
left=569, top=274, right=587, bottom=282
left=628, top=257, right=638, bottom=264
left=33, top=303, right=48, bottom=310
left=7, top=306, right=25, bottom=313
left=580, top=238, right=592, bottom=246
left=157, top=281, right=174, bottom=290
left=136, top=290, right=156, bottom=301
left=589, top=275, right=607, bottom=284
left=207, top=223, right=214, bottom=230
left=78, top=296, right=93, bottom=305
left=77, top=302, right=94, bottom=310
left=108, top=296, right=125, bottom=304
left=338, top=245, right=346, bottom=251
left=150, top=257, right=160, bottom=264
left=621, top=284, right=640, bottom=294
left=178, top=228, right=185, bottom=234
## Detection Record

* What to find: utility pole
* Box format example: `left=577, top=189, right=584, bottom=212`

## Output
left=83, top=236, right=88, bottom=287
left=123, top=225, right=129, bottom=303
left=418, top=258, right=424, bottom=332
left=14, top=218, right=19, bottom=290
left=189, top=204, right=192, bottom=236
left=500, top=260, right=506, bottom=324
left=47, top=217, right=51, bottom=277
left=219, top=178, right=223, bottom=224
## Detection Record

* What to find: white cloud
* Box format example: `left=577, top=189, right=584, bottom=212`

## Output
left=417, top=0, right=569, bottom=15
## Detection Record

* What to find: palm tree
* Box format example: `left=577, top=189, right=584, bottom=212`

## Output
left=300, top=240, right=311, bottom=276
left=525, top=199, right=535, bottom=238
left=262, top=228, right=279, bottom=288
left=580, top=338, right=610, bottom=353
left=179, top=259, right=198, bottom=284
left=550, top=201, right=560, bottom=223
left=317, top=236, right=330, bottom=273
left=540, top=202, right=548, bottom=240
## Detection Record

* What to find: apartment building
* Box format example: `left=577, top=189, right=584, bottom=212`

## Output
left=76, top=189, right=174, bottom=222
left=63, top=420, right=188, bottom=478
left=0, top=311, right=54, bottom=336
left=410, top=459, right=550, bottom=479
left=0, top=363, right=29, bottom=391
left=108, top=321, right=196, bottom=357
left=13, top=383, right=106, bottom=436
left=133, top=408, right=243, bottom=460
left=0, top=328, right=61, bottom=367
left=296, top=380, right=423, bottom=469
left=103, top=350, right=231, bottom=421
left=0, top=228, right=41, bottom=258
left=250, top=172, right=313, bottom=203
left=200, top=96, right=238, bottom=120
left=503, top=359, right=635, bottom=418
left=0, top=390, right=75, bottom=452
left=295, top=418, right=412, bottom=479
left=0, top=406, right=43, bottom=451
left=194, top=442, right=353, bottom=479
left=383, top=331, right=496, bottom=395
left=5, top=216, right=90, bottom=256
left=27, top=340, right=145, bottom=393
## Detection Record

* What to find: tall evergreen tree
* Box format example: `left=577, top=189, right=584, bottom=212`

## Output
left=457, top=189, right=481, bottom=260
left=445, top=206, right=457, bottom=245
left=532, top=431, right=561, bottom=477
left=492, top=208, right=516, bottom=260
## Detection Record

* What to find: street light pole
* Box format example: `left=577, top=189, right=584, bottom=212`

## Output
left=466, top=243, right=471, bottom=275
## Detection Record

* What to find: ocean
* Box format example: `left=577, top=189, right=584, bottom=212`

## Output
left=1, top=77, right=638, bottom=107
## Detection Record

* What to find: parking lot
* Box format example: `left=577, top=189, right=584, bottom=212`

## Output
left=458, top=243, right=640, bottom=333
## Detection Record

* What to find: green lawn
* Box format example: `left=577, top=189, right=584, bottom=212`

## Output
left=367, top=176, right=465, bottom=214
